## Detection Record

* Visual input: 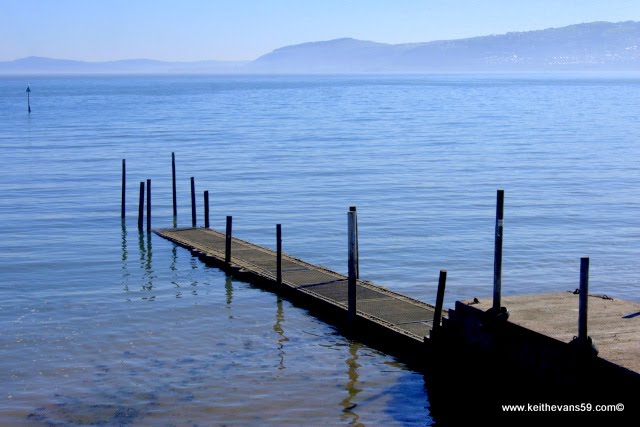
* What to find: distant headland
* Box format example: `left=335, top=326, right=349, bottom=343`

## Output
left=1, top=21, right=638, bottom=74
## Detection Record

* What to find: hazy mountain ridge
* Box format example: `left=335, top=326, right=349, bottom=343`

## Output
left=1, top=21, right=638, bottom=74
left=250, top=21, right=640, bottom=72
left=0, top=56, right=249, bottom=74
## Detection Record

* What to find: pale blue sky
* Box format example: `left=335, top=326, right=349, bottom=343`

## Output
left=1, top=0, right=638, bottom=61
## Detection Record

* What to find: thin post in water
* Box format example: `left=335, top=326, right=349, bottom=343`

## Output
left=349, top=206, right=359, bottom=279
left=225, top=216, right=233, bottom=264
left=190, top=177, right=196, bottom=227
left=204, top=191, right=210, bottom=228
left=276, top=224, right=282, bottom=286
left=171, top=152, right=177, bottom=218
left=137, top=182, right=145, bottom=231
left=432, top=270, right=447, bottom=332
left=578, top=257, right=589, bottom=341
left=146, top=179, right=151, bottom=232
left=492, top=189, right=505, bottom=312
left=348, top=209, right=358, bottom=321
left=121, top=159, right=126, bottom=218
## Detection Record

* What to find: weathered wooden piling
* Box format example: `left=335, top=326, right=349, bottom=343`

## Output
left=190, top=177, right=196, bottom=227
left=432, top=270, right=447, bottom=332
left=225, top=216, right=232, bottom=263
left=146, top=179, right=151, bottom=232
left=204, top=191, right=210, bottom=228
left=348, top=209, right=358, bottom=321
left=276, top=224, right=282, bottom=286
left=349, top=206, right=359, bottom=279
left=492, top=189, right=504, bottom=312
left=137, top=182, right=144, bottom=231
left=578, top=257, right=589, bottom=341
left=121, top=159, right=126, bottom=218
left=171, top=152, right=177, bottom=218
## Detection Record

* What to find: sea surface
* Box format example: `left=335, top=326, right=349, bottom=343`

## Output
left=0, top=74, right=638, bottom=425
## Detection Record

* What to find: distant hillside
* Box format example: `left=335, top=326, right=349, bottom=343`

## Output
left=249, top=21, right=640, bottom=73
left=0, top=56, right=248, bottom=74
left=1, top=21, right=638, bottom=74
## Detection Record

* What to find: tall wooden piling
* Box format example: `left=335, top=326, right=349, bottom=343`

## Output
left=492, top=189, right=504, bottom=312
left=348, top=209, right=358, bottom=321
left=190, top=177, right=196, bottom=227
left=171, top=152, right=177, bottom=218
left=146, top=179, right=151, bottom=232
left=121, top=159, right=126, bottom=218
left=276, top=224, right=282, bottom=286
left=349, top=206, right=359, bottom=279
left=204, top=191, right=210, bottom=228
left=432, top=270, right=447, bottom=331
left=225, top=216, right=233, bottom=263
left=579, top=257, right=589, bottom=341
left=137, top=182, right=144, bottom=231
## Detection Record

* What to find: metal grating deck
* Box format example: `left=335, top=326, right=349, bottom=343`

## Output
left=156, top=227, right=439, bottom=342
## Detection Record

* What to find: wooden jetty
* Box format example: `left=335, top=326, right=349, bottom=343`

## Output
left=128, top=155, right=638, bottom=421
left=155, top=227, right=440, bottom=346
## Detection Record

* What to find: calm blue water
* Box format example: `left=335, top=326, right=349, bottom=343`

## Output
left=0, top=74, right=639, bottom=425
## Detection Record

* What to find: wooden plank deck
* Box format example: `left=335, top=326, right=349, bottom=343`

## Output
left=155, top=227, right=437, bottom=342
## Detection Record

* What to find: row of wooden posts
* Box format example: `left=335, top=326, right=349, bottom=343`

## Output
left=122, top=154, right=215, bottom=231
left=120, top=155, right=594, bottom=344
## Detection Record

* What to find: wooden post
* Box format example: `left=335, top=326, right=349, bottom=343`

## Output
left=276, top=224, right=282, bottom=286
left=225, top=216, right=232, bottom=263
left=137, top=182, right=144, bottom=231
left=349, top=206, right=359, bottom=279
left=578, top=257, right=589, bottom=341
left=190, top=177, right=196, bottom=227
left=492, top=189, right=504, bottom=312
left=121, top=159, right=126, bottom=218
left=432, top=270, right=447, bottom=330
left=204, top=191, right=210, bottom=228
left=171, top=152, right=177, bottom=218
left=348, top=210, right=357, bottom=321
left=146, top=179, right=151, bottom=232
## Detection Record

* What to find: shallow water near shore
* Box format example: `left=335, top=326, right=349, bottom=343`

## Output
left=0, top=74, right=638, bottom=425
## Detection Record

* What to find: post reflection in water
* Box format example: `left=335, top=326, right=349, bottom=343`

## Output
left=189, top=258, right=199, bottom=295
left=170, top=244, right=177, bottom=272
left=341, top=341, right=363, bottom=425
left=120, top=219, right=129, bottom=291
left=142, top=233, right=153, bottom=291
left=225, top=275, right=233, bottom=317
left=273, top=297, right=289, bottom=370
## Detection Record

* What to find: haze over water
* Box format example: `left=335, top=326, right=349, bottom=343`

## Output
left=0, top=74, right=638, bottom=425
